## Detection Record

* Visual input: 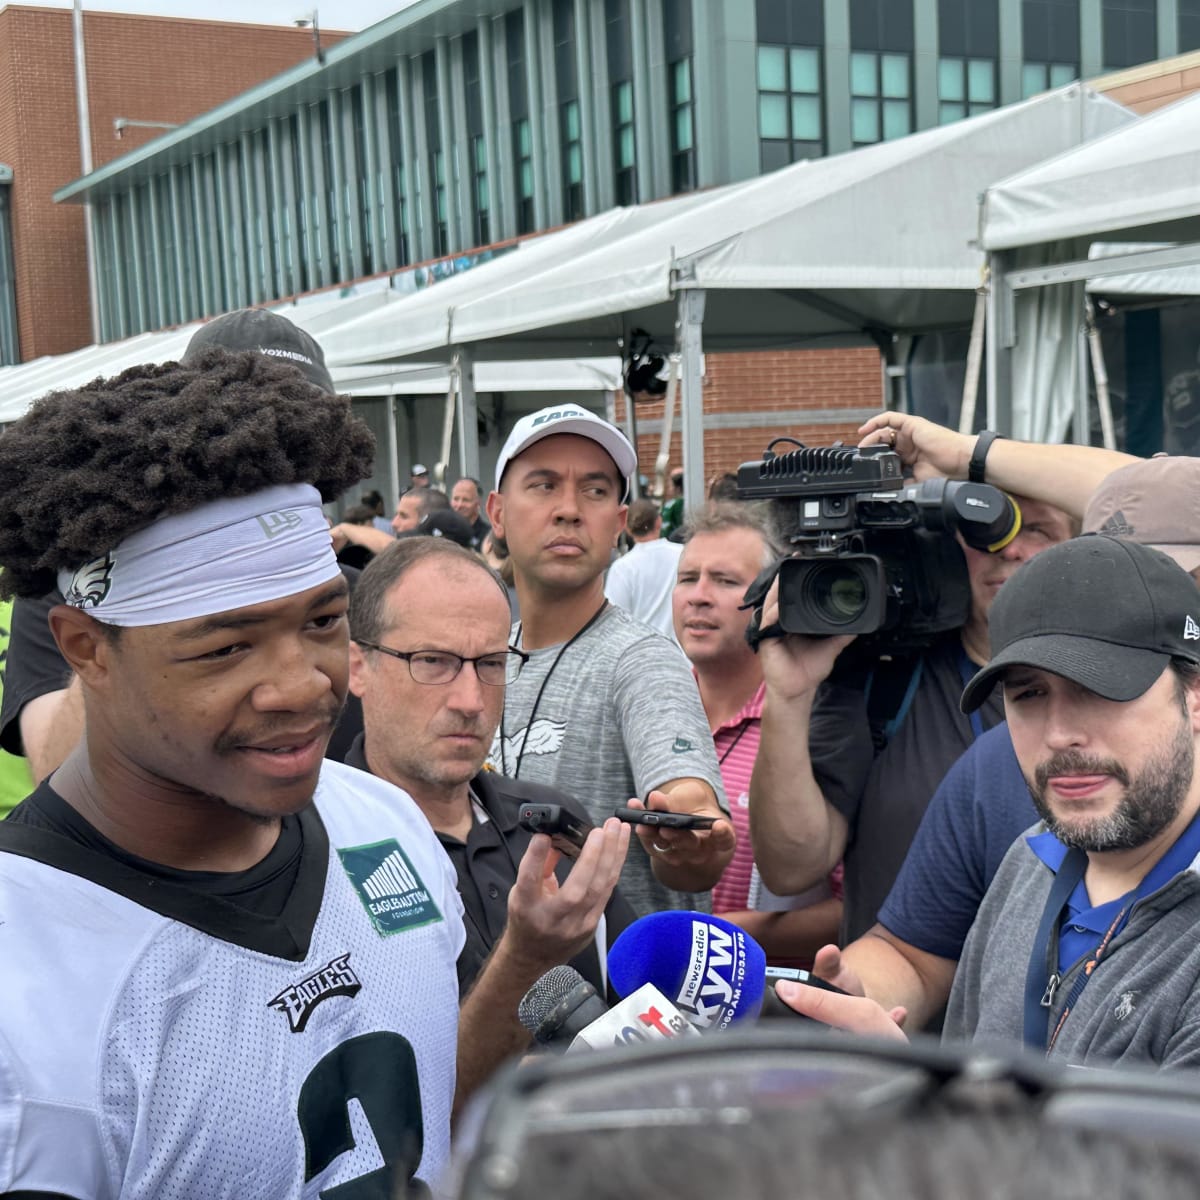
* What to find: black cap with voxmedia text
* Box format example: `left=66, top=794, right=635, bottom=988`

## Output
left=182, top=308, right=336, bottom=394
left=960, top=534, right=1200, bottom=714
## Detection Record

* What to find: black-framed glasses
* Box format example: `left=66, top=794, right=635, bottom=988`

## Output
left=453, top=1029, right=1200, bottom=1199
left=355, top=642, right=528, bottom=686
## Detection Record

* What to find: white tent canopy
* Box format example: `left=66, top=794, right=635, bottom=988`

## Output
left=980, top=91, right=1200, bottom=443
left=981, top=91, right=1200, bottom=251
left=346, top=84, right=1130, bottom=371
left=371, top=84, right=1130, bottom=501
left=0, top=288, right=620, bottom=504
left=317, top=190, right=720, bottom=368
left=1088, top=243, right=1200, bottom=297
left=0, top=288, right=391, bottom=424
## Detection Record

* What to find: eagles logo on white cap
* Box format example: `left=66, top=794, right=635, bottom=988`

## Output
left=494, top=406, right=637, bottom=500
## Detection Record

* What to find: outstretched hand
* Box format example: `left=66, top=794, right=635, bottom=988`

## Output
left=774, top=976, right=909, bottom=1041
left=625, top=793, right=736, bottom=874
left=504, top=817, right=631, bottom=972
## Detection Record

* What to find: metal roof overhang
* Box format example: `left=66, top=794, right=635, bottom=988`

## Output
left=54, top=0, right=517, bottom=205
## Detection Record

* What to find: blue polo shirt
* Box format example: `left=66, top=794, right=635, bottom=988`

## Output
left=1028, top=807, right=1200, bottom=974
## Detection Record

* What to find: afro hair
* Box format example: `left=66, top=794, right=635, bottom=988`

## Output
left=0, top=348, right=375, bottom=598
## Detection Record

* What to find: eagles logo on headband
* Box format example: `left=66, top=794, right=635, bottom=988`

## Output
left=63, top=555, right=115, bottom=610
left=57, top=484, right=340, bottom=627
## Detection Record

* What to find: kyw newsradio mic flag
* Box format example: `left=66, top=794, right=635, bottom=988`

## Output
left=518, top=912, right=843, bottom=1054
left=608, top=911, right=847, bottom=1030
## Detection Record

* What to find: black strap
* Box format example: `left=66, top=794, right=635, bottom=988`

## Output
left=1022, top=846, right=1087, bottom=1050
left=968, top=430, right=1005, bottom=483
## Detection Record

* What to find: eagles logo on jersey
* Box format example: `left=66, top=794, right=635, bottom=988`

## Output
left=268, top=953, right=362, bottom=1033
left=63, top=553, right=116, bottom=609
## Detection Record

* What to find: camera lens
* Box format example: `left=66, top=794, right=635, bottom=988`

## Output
left=806, top=563, right=869, bottom=625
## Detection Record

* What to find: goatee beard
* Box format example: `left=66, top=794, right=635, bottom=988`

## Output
left=1028, top=720, right=1194, bottom=853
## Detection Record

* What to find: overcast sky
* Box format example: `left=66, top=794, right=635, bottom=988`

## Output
left=5, top=0, right=409, bottom=32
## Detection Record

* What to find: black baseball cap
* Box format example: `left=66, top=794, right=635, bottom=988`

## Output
left=182, top=308, right=336, bottom=395
left=396, top=508, right=474, bottom=548
left=961, top=534, right=1200, bottom=713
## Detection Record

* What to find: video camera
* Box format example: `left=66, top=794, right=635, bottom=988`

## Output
left=736, top=441, right=1020, bottom=653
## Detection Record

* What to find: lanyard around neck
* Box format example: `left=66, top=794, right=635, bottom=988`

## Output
left=500, top=599, right=608, bottom=780
left=1022, top=846, right=1132, bottom=1053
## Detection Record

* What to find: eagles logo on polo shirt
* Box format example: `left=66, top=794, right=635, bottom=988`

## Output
left=338, top=839, right=444, bottom=936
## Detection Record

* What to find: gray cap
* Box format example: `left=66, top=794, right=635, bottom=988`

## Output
left=1083, top=455, right=1200, bottom=573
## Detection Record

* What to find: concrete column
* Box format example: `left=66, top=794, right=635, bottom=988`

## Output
left=913, top=0, right=939, bottom=131
left=823, top=0, right=851, bottom=153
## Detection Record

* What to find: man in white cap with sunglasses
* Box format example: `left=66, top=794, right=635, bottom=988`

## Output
left=485, top=406, right=734, bottom=917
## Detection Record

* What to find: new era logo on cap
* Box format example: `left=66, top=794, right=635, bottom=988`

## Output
left=961, top=535, right=1200, bottom=713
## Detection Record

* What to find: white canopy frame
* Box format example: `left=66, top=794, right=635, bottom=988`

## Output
left=981, top=91, right=1200, bottom=443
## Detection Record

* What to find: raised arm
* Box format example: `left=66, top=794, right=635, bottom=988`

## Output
left=454, top=819, right=629, bottom=1117
left=857, top=413, right=1137, bottom=520
left=749, top=579, right=857, bottom=894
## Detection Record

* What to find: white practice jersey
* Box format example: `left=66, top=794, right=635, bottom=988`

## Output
left=0, top=760, right=465, bottom=1200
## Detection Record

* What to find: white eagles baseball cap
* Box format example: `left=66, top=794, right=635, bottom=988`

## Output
left=494, top=406, right=637, bottom=499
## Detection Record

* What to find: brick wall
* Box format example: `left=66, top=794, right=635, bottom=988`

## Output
left=1093, top=49, right=1200, bottom=113
left=613, top=346, right=884, bottom=492
left=0, top=6, right=346, bottom=361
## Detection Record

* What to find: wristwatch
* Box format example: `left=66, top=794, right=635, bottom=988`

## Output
left=968, top=430, right=1005, bottom=484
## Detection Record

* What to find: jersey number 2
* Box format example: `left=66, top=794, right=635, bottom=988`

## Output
left=297, top=1031, right=429, bottom=1199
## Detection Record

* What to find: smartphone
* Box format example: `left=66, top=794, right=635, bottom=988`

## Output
left=613, top=806, right=718, bottom=831
left=759, top=965, right=850, bottom=1021
left=517, top=802, right=595, bottom=858
left=764, top=965, right=850, bottom=997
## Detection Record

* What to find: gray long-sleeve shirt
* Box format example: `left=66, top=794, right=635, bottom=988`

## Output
left=945, top=824, right=1200, bottom=1068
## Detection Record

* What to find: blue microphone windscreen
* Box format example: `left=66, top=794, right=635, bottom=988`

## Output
left=608, top=911, right=767, bottom=1031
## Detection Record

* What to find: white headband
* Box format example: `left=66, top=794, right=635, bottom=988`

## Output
left=57, top=483, right=340, bottom=627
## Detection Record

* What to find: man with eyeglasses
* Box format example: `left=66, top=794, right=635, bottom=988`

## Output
left=345, top=536, right=634, bottom=1109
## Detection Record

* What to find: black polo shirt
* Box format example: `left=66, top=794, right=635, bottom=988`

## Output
left=343, top=734, right=635, bottom=997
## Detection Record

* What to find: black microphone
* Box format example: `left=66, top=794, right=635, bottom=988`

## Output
left=517, top=965, right=609, bottom=1050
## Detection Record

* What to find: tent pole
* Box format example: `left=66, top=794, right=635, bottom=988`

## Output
left=625, top=393, right=642, bottom=501
left=1074, top=315, right=1090, bottom=446
left=677, top=288, right=707, bottom=517
left=453, top=345, right=481, bottom=482
left=1085, top=300, right=1115, bottom=451
left=884, top=336, right=911, bottom=414
left=437, top=371, right=456, bottom=489
left=959, top=274, right=988, bottom=434
left=384, top=392, right=401, bottom=509
left=653, top=355, right=679, bottom=499
left=619, top=320, right=641, bottom=499
left=985, top=251, right=1015, bottom=435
